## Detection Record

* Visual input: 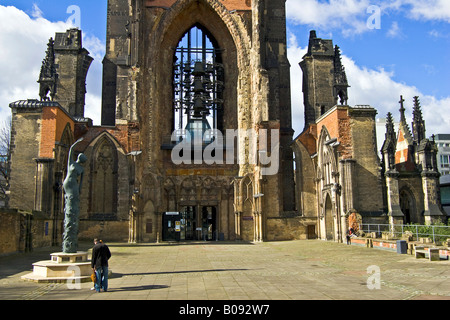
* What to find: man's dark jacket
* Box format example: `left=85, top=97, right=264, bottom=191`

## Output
left=91, top=243, right=111, bottom=269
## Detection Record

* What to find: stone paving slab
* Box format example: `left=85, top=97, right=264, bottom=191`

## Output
left=1, top=240, right=449, bottom=303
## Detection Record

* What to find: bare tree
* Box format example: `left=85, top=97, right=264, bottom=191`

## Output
left=0, top=116, right=11, bottom=207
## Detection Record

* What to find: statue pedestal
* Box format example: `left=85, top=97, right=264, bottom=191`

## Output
left=22, top=252, right=92, bottom=283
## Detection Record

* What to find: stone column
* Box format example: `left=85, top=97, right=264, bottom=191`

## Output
left=235, top=212, right=241, bottom=241
left=422, top=171, right=445, bottom=224
left=385, top=171, right=404, bottom=232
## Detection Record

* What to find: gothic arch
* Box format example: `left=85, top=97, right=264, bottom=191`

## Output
left=240, top=174, right=255, bottom=208
left=149, top=0, right=245, bottom=142
left=142, top=172, right=160, bottom=206
left=180, top=176, right=198, bottom=202
left=201, top=177, right=219, bottom=200
left=142, top=200, right=156, bottom=242
left=324, top=193, right=334, bottom=240
left=240, top=174, right=255, bottom=241
left=399, top=186, right=417, bottom=224
left=163, top=177, right=177, bottom=211
left=317, top=127, right=338, bottom=186
left=88, top=133, right=119, bottom=217
left=155, top=0, right=251, bottom=70
left=55, top=123, right=74, bottom=173
left=60, top=123, right=74, bottom=146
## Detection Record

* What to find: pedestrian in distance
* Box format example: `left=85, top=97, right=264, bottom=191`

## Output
left=91, top=238, right=112, bottom=292
left=346, top=229, right=352, bottom=245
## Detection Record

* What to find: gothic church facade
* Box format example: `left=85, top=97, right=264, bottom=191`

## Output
left=7, top=0, right=446, bottom=245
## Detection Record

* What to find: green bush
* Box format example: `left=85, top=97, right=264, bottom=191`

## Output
left=401, top=222, right=450, bottom=242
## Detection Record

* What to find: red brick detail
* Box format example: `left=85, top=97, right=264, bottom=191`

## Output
left=296, top=108, right=353, bottom=159
left=74, top=122, right=141, bottom=154
left=297, top=124, right=317, bottom=156
left=395, top=129, right=415, bottom=171
left=145, top=0, right=251, bottom=11
left=316, top=108, right=353, bottom=159
left=40, top=107, right=74, bottom=158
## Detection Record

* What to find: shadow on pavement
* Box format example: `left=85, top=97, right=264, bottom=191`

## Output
left=110, top=268, right=249, bottom=279
left=106, top=285, right=169, bottom=292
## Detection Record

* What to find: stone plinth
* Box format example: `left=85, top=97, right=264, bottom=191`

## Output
left=50, top=252, right=88, bottom=263
left=22, top=252, right=92, bottom=283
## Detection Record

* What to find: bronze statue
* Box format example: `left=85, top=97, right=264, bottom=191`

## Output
left=62, top=138, right=87, bottom=254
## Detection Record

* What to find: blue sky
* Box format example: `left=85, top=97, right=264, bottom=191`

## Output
left=0, top=0, right=449, bottom=137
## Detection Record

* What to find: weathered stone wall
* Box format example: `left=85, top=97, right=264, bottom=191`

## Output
left=292, top=139, right=317, bottom=218
left=54, top=29, right=93, bottom=118
left=300, top=36, right=336, bottom=128
left=9, top=108, right=42, bottom=211
left=349, top=107, right=385, bottom=215
left=0, top=209, right=21, bottom=255
left=0, top=209, right=53, bottom=255
left=78, top=220, right=129, bottom=242
left=266, top=217, right=318, bottom=241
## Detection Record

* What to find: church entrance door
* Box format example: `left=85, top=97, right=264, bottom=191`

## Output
left=163, top=206, right=217, bottom=241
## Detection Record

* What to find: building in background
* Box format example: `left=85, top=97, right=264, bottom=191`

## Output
left=436, top=134, right=450, bottom=177
left=435, top=134, right=450, bottom=219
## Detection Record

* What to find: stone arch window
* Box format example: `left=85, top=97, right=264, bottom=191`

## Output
left=172, top=24, right=224, bottom=140
left=399, top=188, right=416, bottom=224
left=324, top=193, right=334, bottom=240
left=318, top=128, right=336, bottom=187
left=323, top=150, right=333, bottom=186
left=89, top=135, right=118, bottom=217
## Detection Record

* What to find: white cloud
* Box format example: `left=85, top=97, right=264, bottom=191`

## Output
left=286, top=0, right=372, bottom=36
left=83, top=35, right=105, bottom=125
left=31, top=3, right=44, bottom=19
left=286, top=0, right=450, bottom=36
left=287, top=32, right=307, bottom=136
left=400, top=0, right=450, bottom=23
left=287, top=33, right=450, bottom=137
left=0, top=5, right=104, bottom=125
left=85, top=93, right=102, bottom=125
left=343, top=54, right=450, bottom=135
left=0, top=6, right=71, bottom=113
left=386, top=21, right=404, bottom=38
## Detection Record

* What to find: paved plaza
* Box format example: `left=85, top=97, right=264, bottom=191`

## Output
left=1, top=240, right=449, bottom=301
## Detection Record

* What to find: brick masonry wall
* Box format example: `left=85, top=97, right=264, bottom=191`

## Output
left=40, top=107, right=74, bottom=158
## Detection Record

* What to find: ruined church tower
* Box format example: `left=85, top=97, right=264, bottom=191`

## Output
left=101, top=0, right=297, bottom=242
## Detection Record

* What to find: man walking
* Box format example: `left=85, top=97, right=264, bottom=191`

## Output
left=91, top=239, right=112, bottom=292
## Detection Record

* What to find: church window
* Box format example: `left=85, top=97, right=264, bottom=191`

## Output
left=90, top=137, right=118, bottom=217
left=173, top=25, right=224, bottom=142
left=323, top=150, right=332, bottom=186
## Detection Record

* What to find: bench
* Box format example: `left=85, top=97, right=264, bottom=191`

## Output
left=414, top=246, right=441, bottom=261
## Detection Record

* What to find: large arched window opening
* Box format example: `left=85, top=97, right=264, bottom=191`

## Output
left=89, top=135, right=118, bottom=218
left=173, top=24, right=224, bottom=142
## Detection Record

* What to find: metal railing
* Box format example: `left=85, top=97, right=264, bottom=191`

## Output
left=361, top=223, right=450, bottom=243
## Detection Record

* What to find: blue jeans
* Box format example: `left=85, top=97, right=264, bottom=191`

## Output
left=95, top=266, right=109, bottom=292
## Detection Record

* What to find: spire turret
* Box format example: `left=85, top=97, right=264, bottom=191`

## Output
left=38, top=38, right=57, bottom=101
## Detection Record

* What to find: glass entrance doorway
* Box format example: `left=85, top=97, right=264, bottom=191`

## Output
left=180, top=206, right=196, bottom=240
left=162, top=206, right=217, bottom=241
left=200, top=206, right=217, bottom=241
